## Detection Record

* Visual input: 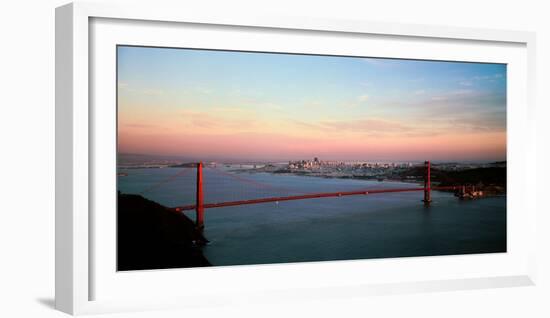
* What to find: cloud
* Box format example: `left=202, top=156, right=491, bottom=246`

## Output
left=472, top=73, right=504, bottom=81
left=211, top=106, right=250, bottom=114
left=361, top=58, right=386, bottom=66
left=192, top=86, right=213, bottom=95
left=453, top=89, right=475, bottom=96
left=408, top=78, right=425, bottom=83
left=118, top=81, right=129, bottom=89
left=180, top=109, right=259, bottom=131
left=361, top=58, right=407, bottom=70
left=321, top=118, right=408, bottom=133
left=293, top=118, right=431, bottom=137
left=414, top=90, right=426, bottom=95
left=141, top=88, right=164, bottom=96
left=292, top=120, right=324, bottom=131
left=445, top=111, right=506, bottom=133
left=302, top=100, right=323, bottom=109
left=358, top=94, right=369, bottom=103
left=430, top=89, right=477, bottom=102
left=123, top=123, right=156, bottom=129
left=118, top=82, right=164, bottom=96
left=459, top=81, right=472, bottom=86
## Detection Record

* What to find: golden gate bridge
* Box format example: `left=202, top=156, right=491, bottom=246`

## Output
left=136, top=160, right=471, bottom=232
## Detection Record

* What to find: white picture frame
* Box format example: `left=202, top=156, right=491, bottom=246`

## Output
left=56, top=1, right=537, bottom=315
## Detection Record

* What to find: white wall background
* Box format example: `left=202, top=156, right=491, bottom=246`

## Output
left=0, top=0, right=548, bottom=317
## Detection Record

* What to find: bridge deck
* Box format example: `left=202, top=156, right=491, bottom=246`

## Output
left=173, top=185, right=462, bottom=212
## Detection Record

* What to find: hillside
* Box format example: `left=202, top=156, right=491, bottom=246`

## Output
left=399, top=166, right=506, bottom=188
left=117, top=193, right=210, bottom=270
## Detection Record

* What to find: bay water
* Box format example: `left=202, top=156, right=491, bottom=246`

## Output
left=117, top=167, right=506, bottom=266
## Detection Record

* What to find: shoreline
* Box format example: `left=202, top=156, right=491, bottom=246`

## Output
left=118, top=165, right=507, bottom=198
left=231, top=168, right=507, bottom=198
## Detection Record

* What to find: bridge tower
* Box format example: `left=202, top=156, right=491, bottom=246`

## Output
left=423, top=160, right=432, bottom=205
left=196, top=161, right=205, bottom=231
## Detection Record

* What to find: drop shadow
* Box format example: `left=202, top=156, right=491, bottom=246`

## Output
left=36, top=297, right=55, bottom=310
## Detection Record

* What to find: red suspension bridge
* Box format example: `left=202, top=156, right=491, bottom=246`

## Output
left=134, top=160, right=472, bottom=231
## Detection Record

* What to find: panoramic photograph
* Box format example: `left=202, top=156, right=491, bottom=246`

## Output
left=116, top=45, right=507, bottom=271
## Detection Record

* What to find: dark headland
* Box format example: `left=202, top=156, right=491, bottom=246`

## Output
left=117, top=193, right=210, bottom=271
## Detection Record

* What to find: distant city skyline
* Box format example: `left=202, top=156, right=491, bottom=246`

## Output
left=117, top=46, right=506, bottom=162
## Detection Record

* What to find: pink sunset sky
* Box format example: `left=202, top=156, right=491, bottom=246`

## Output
left=117, top=46, right=506, bottom=162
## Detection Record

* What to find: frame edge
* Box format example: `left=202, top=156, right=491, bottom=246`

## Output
left=55, top=2, right=75, bottom=315
left=60, top=1, right=538, bottom=314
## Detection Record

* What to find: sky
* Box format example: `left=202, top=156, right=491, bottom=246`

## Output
left=117, top=46, right=506, bottom=162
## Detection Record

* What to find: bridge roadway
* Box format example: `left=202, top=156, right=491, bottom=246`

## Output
left=172, top=185, right=463, bottom=212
